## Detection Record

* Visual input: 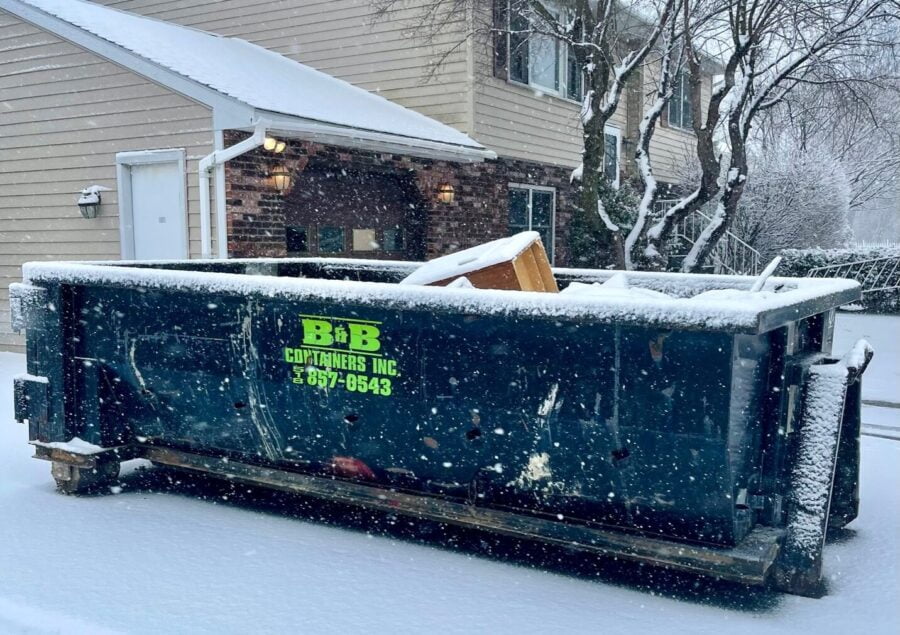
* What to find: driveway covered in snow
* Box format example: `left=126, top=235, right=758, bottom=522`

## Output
left=1, top=312, right=898, bottom=634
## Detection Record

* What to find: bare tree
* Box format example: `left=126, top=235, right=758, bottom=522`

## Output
left=623, top=6, right=683, bottom=270
left=760, top=49, right=900, bottom=214
left=623, top=0, right=726, bottom=269
left=636, top=0, right=899, bottom=272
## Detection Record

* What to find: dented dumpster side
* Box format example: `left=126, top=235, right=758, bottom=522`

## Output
left=10, top=260, right=867, bottom=597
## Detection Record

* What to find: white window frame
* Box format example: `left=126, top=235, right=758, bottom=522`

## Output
left=508, top=183, right=557, bottom=264
left=603, top=125, right=622, bottom=189
left=115, top=148, right=188, bottom=260
left=505, top=2, right=582, bottom=103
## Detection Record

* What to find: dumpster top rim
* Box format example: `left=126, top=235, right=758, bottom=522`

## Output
left=21, top=260, right=861, bottom=334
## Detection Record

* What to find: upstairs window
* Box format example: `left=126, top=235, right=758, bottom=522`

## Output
left=668, top=72, right=694, bottom=130
left=604, top=127, right=621, bottom=188
left=497, top=1, right=583, bottom=102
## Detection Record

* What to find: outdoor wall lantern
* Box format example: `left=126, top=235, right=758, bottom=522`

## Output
left=271, top=167, right=292, bottom=192
left=264, top=136, right=287, bottom=153
left=437, top=183, right=455, bottom=204
left=77, top=185, right=110, bottom=219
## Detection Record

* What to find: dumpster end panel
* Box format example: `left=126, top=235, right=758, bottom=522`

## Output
left=774, top=341, right=873, bottom=597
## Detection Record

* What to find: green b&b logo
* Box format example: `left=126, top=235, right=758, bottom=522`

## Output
left=301, top=317, right=381, bottom=353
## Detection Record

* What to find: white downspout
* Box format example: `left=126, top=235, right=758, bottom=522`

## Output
left=198, top=120, right=269, bottom=259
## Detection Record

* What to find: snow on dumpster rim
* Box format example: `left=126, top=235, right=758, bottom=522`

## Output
left=11, top=0, right=486, bottom=152
left=21, top=260, right=860, bottom=334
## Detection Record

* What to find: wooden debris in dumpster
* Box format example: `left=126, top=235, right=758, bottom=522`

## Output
left=400, top=231, right=558, bottom=292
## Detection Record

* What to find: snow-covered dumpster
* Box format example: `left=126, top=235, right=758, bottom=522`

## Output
left=10, top=258, right=871, bottom=597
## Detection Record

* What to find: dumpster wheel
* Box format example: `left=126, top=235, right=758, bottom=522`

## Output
left=51, top=458, right=120, bottom=495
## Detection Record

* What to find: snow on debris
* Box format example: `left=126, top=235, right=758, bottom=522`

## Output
left=22, top=259, right=860, bottom=334
left=18, top=0, right=486, bottom=151
left=560, top=273, right=672, bottom=300
left=400, top=232, right=542, bottom=286
left=446, top=276, right=474, bottom=289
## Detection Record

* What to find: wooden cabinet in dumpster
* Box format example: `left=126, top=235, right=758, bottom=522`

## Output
left=10, top=258, right=871, bottom=597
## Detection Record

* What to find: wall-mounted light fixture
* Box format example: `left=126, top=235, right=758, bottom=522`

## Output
left=437, top=183, right=455, bottom=204
left=271, top=167, right=292, bottom=192
left=77, top=185, right=110, bottom=219
left=264, top=136, right=287, bottom=153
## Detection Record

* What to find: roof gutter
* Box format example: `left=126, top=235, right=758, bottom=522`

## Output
left=198, top=120, right=269, bottom=259
left=259, top=113, right=497, bottom=163
left=200, top=113, right=495, bottom=259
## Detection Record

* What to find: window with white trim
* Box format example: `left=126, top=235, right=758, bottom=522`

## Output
left=603, top=126, right=621, bottom=188
left=508, top=185, right=556, bottom=262
left=501, top=1, right=583, bottom=101
left=667, top=72, right=693, bottom=130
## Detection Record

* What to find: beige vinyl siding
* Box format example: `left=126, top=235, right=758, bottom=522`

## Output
left=96, top=0, right=474, bottom=134
left=0, top=11, right=215, bottom=351
left=474, top=66, right=628, bottom=168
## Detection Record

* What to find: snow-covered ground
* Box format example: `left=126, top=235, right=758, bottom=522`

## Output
left=1, top=312, right=897, bottom=634
left=833, top=312, right=900, bottom=406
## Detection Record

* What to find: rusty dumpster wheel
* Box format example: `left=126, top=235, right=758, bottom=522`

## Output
left=52, top=459, right=120, bottom=495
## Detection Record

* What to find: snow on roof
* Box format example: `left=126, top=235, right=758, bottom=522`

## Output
left=400, top=232, right=542, bottom=286
left=15, top=0, right=487, bottom=152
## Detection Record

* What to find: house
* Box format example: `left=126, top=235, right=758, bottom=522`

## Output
left=0, top=0, right=715, bottom=352
left=84, top=1, right=712, bottom=243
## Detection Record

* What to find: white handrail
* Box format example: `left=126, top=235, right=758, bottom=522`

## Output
left=651, top=199, right=762, bottom=275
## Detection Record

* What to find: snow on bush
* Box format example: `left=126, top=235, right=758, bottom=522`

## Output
left=732, top=137, right=853, bottom=262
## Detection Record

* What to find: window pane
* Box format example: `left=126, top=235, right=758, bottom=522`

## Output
left=352, top=228, right=377, bottom=251
left=318, top=226, right=344, bottom=253
left=669, top=75, right=683, bottom=127
left=285, top=226, right=308, bottom=253
left=509, top=11, right=529, bottom=83
left=508, top=188, right=529, bottom=227
left=604, top=133, right=618, bottom=182
left=529, top=33, right=559, bottom=90
left=566, top=46, right=582, bottom=100
left=531, top=191, right=554, bottom=228
left=383, top=227, right=403, bottom=252
left=536, top=226, right=553, bottom=259
left=681, top=75, right=693, bottom=128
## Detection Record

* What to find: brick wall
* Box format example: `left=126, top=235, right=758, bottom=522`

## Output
left=224, top=131, right=579, bottom=265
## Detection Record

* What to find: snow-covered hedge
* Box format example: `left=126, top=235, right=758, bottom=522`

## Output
left=778, top=247, right=900, bottom=313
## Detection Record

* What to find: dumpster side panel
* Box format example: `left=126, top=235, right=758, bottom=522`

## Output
left=618, top=328, right=742, bottom=544
left=49, top=279, right=758, bottom=546
left=727, top=333, right=772, bottom=538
